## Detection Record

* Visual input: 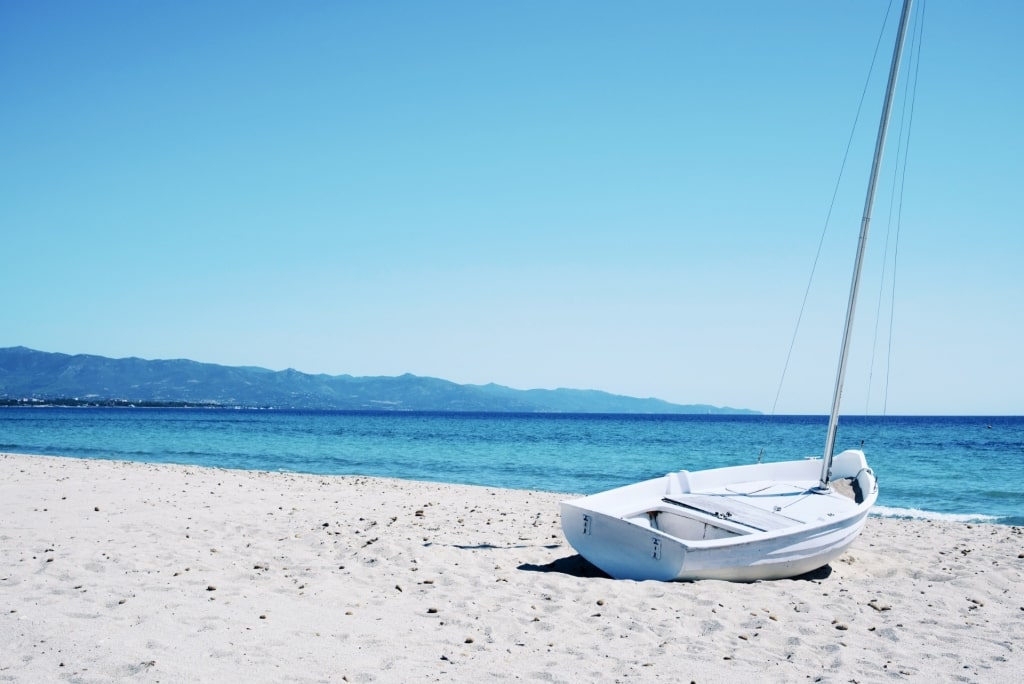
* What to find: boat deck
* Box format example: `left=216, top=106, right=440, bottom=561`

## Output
left=661, top=479, right=859, bottom=532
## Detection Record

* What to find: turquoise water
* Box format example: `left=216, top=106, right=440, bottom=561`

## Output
left=1, top=409, right=1021, bottom=525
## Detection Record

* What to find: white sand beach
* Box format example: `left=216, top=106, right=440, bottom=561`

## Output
left=1, top=452, right=1021, bottom=683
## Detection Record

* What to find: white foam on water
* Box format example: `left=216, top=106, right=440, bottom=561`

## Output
left=871, top=505, right=1001, bottom=524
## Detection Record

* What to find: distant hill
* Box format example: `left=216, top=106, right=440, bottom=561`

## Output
left=0, top=346, right=756, bottom=414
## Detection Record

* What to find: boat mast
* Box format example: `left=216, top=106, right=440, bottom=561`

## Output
left=819, top=0, right=914, bottom=491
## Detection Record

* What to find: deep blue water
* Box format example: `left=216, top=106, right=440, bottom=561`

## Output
left=1, top=408, right=1021, bottom=525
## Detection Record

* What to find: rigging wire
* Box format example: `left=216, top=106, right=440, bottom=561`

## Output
left=884, top=0, right=927, bottom=416
left=758, top=1, right=898, bottom=462
left=765, top=0, right=896, bottom=422
left=867, top=0, right=926, bottom=417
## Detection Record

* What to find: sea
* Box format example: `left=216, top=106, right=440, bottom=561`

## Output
left=1, top=409, right=1021, bottom=526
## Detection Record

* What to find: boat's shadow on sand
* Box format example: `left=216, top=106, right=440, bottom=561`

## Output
left=518, top=555, right=834, bottom=582
left=518, top=555, right=612, bottom=579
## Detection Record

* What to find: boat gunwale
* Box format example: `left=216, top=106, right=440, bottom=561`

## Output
left=562, top=484, right=876, bottom=551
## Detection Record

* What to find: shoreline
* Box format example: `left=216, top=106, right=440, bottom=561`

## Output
left=2, top=452, right=1022, bottom=682
left=1, top=447, right=1017, bottom=528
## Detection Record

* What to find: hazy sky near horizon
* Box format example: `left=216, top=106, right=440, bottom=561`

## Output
left=2, top=1, right=1021, bottom=415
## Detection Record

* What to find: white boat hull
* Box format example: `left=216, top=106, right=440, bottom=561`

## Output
left=560, top=449, right=877, bottom=582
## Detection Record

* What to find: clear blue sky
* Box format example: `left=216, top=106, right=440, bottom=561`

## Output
left=2, top=1, right=1020, bottom=415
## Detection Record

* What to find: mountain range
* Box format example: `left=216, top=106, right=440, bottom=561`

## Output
left=0, top=346, right=755, bottom=414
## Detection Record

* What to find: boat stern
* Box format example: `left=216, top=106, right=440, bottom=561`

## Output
left=560, top=499, right=688, bottom=581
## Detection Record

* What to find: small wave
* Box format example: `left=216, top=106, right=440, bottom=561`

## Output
left=871, top=505, right=1002, bottom=524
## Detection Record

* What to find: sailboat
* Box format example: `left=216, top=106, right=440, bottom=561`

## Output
left=560, top=0, right=916, bottom=582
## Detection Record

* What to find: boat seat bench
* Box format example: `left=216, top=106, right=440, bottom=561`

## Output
left=661, top=494, right=804, bottom=532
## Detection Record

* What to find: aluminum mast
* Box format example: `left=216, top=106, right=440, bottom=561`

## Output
left=819, top=0, right=914, bottom=491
